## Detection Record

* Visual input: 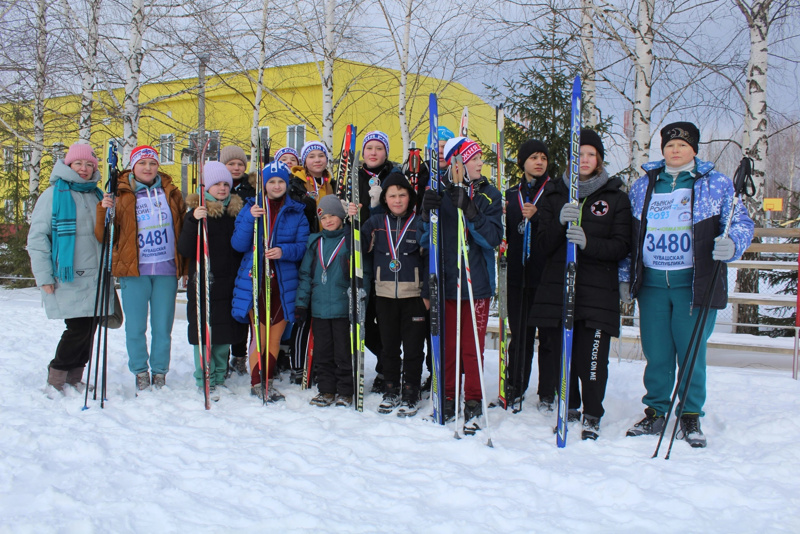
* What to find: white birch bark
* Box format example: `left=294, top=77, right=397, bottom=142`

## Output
left=250, top=0, right=269, bottom=171
left=78, top=0, right=100, bottom=143
left=398, top=0, right=413, bottom=154
left=29, top=0, right=47, bottom=205
left=123, top=0, right=145, bottom=164
left=631, top=0, right=654, bottom=172
left=321, top=0, right=335, bottom=151
left=580, top=0, right=599, bottom=128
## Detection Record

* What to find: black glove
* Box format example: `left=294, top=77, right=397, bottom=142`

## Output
left=421, top=189, right=442, bottom=221
left=294, top=307, right=307, bottom=324
left=447, top=186, right=479, bottom=220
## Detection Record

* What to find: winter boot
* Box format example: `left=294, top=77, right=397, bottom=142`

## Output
left=65, top=366, right=86, bottom=389
left=626, top=408, right=665, bottom=437
left=335, top=394, right=353, bottom=408
left=552, top=409, right=582, bottom=434
left=135, top=371, right=151, bottom=394
left=46, top=366, right=68, bottom=393
left=289, top=369, right=303, bottom=385
left=582, top=414, right=601, bottom=441
left=677, top=413, right=707, bottom=448
left=151, top=373, right=166, bottom=389
left=463, top=399, right=483, bottom=435
left=420, top=374, right=432, bottom=393
left=231, top=356, right=248, bottom=376
left=537, top=395, right=555, bottom=413
left=371, top=374, right=386, bottom=394
left=377, top=384, right=401, bottom=414
left=443, top=397, right=456, bottom=422
left=310, top=392, right=336, bottom=407
left=397, top=384, right=419, bottom=417
left=267, top=379, right=285, bottom=402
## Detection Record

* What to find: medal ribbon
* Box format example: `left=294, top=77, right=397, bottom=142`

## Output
left=384, top=213, right=416, bottom=263
left=520, top=177, right=550, bottom=263
left=317, top=236, right=346, bottom=275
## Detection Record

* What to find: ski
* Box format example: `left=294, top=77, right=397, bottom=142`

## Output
left=261, top=139, right=272, bottom=401
left=407, top=141, right=422, bottom=196
left=348, top=127, right=366, bottom=412
left=197, top=139, right=213, bottom=410
left=252, top=133, right=267, bottom=404
left=459, top=106, right=469, bottom=137
left=336, top=125, right=353, bottom=198
left=496, top=105, right=509, bottom=410
left=427, top=93, right=445, bottom=425
left=556, top=75, right=582, bottom=448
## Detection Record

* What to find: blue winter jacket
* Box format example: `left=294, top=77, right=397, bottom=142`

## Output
left=622, top=157, right=754, bottom=309
left=230, top=187, right=310, bottom=323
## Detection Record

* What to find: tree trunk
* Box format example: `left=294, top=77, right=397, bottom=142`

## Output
left=78, top=0, right=100, bottom=143
left=580, top=0, right=599, bottom=128
left=123, top=0, right=146, bottom=163
left=398, top=0, right=413, bottom=156
left=631, top=0, right=654, bottom=173
left=250, top=1, right=269, bottom=172
left=29, top=0, right=47, bottom=210
left=321, top=0, right=335, bottom=153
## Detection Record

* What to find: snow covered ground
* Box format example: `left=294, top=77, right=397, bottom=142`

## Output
left=2, top=286, right=800, bottom=533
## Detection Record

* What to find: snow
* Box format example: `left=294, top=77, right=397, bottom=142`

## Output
left=2, top=286, right=800, bottom=533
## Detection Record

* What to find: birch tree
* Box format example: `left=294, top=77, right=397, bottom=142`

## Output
left=29, top=0, right=47, bottom=204
left=581, top=0, right=599, bottom=127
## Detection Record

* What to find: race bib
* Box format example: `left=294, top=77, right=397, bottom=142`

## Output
left=643, top=189, right=693, bottom=270
left=136, top=189, right=175, bottom=264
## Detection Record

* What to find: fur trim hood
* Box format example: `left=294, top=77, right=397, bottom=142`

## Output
left=186, top=193, right=244, bottom=218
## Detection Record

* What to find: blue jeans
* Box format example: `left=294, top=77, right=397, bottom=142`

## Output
left=119, top=275, right=178, bottom=376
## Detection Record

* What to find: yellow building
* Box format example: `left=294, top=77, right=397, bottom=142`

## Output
left=0, top=60, right=496, bottom=219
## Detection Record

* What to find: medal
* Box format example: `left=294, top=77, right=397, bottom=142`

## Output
left=369, top=177, right=381, bottom=187
left=321, top=270, right=328, bottom=285
left=518, top=221, right=526, bottom=234
left=308, top=191, right=318, bottom=200
left=317, top=236, right=346, bottom=287
left=384, top=213, right=416, bottom=276
left=389, top=259, right=401, bottom=272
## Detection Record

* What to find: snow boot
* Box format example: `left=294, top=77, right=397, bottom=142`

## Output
left=46, top=366, right=68, bottom=393
left=582, top=414, right=601, bottom=441
left=289, top=369, right=303, bottom=385
left=443, top=397, right=456, bottom=422
left=267, top=379, right=285, bottom=402
left=65, top=366, right=86, bottom=389
left=151, top=373, right=166, bottom=390
left=420, top=374, right=432, bottom=393
left=231, top=356, right=248, bottom=376
left=371, top=374, right=386, bottom=394
left=310, top=392, right=335, bottom=407
left=626, top=408, right=665, bottom=437
left=537, top=395, right=555, bottom=413
left=335, top=394, right=353, bottom=408
left=396, top=384, right=419, bottom=417
left=677, top=413, right=707, bottom=448
left=135, top=371, right=151, bottom=394
left=552, top=409, right=582, bottom=434
left=377, top=384, right=401, bottom=414
left=463, top=399, right=483, bottom=435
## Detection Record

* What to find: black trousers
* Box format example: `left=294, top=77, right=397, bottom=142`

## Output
left=539, top=321, right=611, bottom=419
left=366, top=287, right=383, bottom=372
left=289, top=318, right=313, bottom=370
left=313, top=318, right=353, bottom=396
left=506, top=286, right=538, bottom=396
left=375, top=296, right=427, bottom=389
left=50, top=317, right=97, bottom=371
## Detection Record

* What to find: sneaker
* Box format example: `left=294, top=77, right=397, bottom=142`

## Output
left=377, top=385, right=401, bottom=414
left=231, top=356, right=248, bottom=376
left=371, top=374, right=386, bottom=394
left=444, top=398, right=456, bottom=422
left=335, top=394, right=353, bottom=408
left=582, top=414, right=600, bottom=441
left=151, top=373, right=166, bottom=390
left=537, top=395, right=555, bottom=413
left=135, top=371, right=150, bottom=393
left=626, top=408, right=666, bottom=437
left=463, top=399, right=483, bottom=435
left=678, top=413, right=707, bottom=448
left=310, top=392, right=336, bottom=407
left=397, top=384, right=419, bottom=417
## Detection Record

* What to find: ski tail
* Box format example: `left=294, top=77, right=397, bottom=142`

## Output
left=428, top=93, right=445, bottom=425
left=336, top=125, right=353, bottom=199
left=556, top=75, right=582, bottom=448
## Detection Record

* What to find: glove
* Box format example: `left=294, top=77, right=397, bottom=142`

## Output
left=619, top=282, right=632, bottom=304
left=559, top=202, right=580, bottom=226
left=369, top=184, right=382, bottom=208
left=421, top=189, right=442, bottom=221
left=566, top=225, right=587, bottom=250
left=712, top=236, right=736, bottom=261
left=294, top=307, right=308, bottom=324
left=447, top=186, right=479, bottom=220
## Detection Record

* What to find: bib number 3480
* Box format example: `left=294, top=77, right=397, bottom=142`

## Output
left=645, top=233, right=691, bottom=253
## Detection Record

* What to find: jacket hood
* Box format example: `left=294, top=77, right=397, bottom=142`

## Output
left=51, top=159, right=101, bottom=185
left=186, top=193, right=244, bottom=218
left=642, top=157, right=714, bottom=177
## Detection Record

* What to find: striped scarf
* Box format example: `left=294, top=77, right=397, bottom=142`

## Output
left=51, top=178, right=102, bottom=282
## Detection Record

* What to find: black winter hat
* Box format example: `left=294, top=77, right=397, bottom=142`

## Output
left=660, top=122, right=700, bottom=154
left=517, top=139, right=549, bottom=171
left=380, top=172, right=416, bottom=212
left=579, top=129, right=604, bottom=161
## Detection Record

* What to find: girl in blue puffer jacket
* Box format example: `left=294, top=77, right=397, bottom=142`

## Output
left=231, top=161, right=309, bottom=403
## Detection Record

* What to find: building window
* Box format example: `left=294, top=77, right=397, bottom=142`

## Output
left=259, top=127, right=270, bottom=152
left=287, top=125, right=305, bottom=152
left=208, top=130, right=220, bottom=159
left=4, top=199, right=12, bottom=220
left=21, top=146, right=31, bottom=171
left=160, top=134, right=174, bottom=164
left=2, top=146, right=13, bottom=172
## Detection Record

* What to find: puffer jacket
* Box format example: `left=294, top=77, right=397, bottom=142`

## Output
left=28, top=160, right=108, bottom=319
left=230, top=172, right=310, bottom=323
left=290, top=165, right=335, bottom=232
left=177, top=193, right=247, bottom=344
left=94, top=170, right=187, bottom=278
left=623, top=157, right=754, bottom=309
left=295, top=227, right=352, bottom=320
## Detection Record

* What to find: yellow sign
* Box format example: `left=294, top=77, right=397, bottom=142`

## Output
left=763, top=198, right=784, bottom=212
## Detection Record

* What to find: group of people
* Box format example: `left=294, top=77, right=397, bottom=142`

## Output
left=27, top=119, right=754, bottom=447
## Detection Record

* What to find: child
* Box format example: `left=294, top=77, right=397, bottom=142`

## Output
left=295, top=196, right=364, bottom=408
left=290, top=141, right=335, bottom=233
left=220, top=144, right=252, bottom=375
left=177, top=162, right=246, bottom=401
left=532, top=129, right=632, bottom=440
left=231, top=162, right=309, bottom=403
left=275, top=147, right=301, bottom=168
left=362, top=173, right=427, bottom=416
left=420, top=137, right=502, bottom=431
left=97, top=145, right=186, bottom=393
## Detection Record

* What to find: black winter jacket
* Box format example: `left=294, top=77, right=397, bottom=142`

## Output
left=505, top=175, right=550, bottom=289
left=362, top=210, right=426, bottom=299
left=531, top=175, right=632, bottom=337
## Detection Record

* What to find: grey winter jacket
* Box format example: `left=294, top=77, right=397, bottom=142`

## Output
left=27, top=160, right=112, bottom=319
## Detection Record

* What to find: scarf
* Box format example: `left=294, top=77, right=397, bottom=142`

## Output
left=203, top=191, right=231, bottom=208
left=51, top=178, right=102, bottom=282
left=562, top=169, right=610, bottom=199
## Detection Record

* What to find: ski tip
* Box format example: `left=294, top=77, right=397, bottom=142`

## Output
left=573, top=74, right=581, bottom=87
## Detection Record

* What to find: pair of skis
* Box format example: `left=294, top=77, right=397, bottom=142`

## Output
left=196, top=140, right=213, bottom=409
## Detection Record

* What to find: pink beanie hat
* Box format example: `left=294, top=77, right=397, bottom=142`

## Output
left=64, top=143, right=99, bottom=168
left=203, top=161, right=233, bottom=190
